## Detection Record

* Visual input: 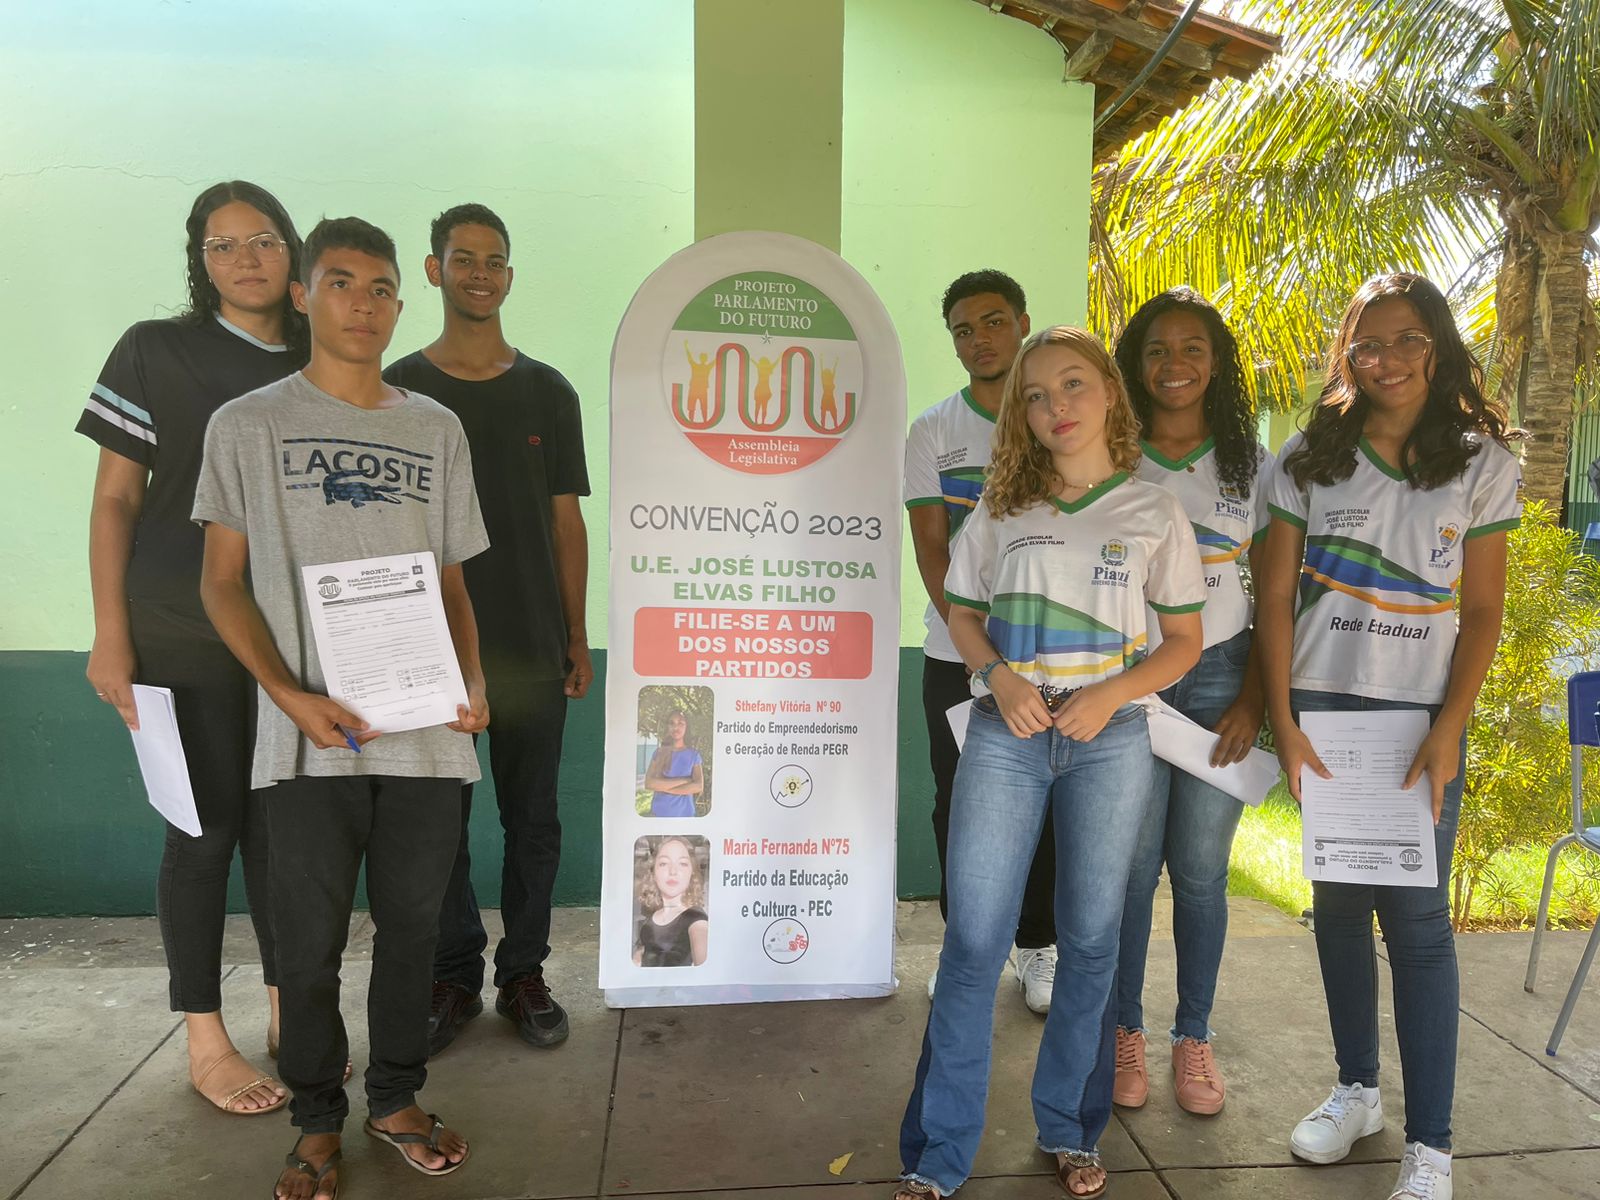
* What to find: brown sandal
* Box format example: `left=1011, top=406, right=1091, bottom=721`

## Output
left=191, top=1049, right=286, bottom=1115
left=1055, top=1151, right=1106, bottom=1199
left=893, top=1180, right=941, bottom=1200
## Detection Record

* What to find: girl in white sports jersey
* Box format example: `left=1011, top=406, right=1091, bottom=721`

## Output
left=1258, top=274, right=1519, bottom=1200
left=896, top=327, right=1205, bottom=1200
left=1110, top=289, right=1273, bottom=1117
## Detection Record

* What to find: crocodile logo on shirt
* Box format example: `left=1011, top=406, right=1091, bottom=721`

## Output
left=322, top=469, right=402, bottom=508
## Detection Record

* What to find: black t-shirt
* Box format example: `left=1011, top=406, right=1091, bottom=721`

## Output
left=383, top=350, right=590, bottom=680
left=75, top=317, right=305, bottom=629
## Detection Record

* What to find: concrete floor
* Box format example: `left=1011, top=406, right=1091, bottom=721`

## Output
left=2, top=896, right=1597, bottom=1200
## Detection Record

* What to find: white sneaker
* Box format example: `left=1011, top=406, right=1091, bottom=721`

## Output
left=1289, top=1082, right=1384, bottom=1164
left=1013, top=945, right=1056, bottom=1014
left=927, top=967, right=938, bottom=999
left=1389, top=1142, right=1452, bottom=1200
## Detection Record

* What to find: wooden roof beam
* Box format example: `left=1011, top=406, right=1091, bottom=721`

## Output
left=1018, top=0, right=1220, bottom=73
left=1064, top=30, right=1117, bottom=80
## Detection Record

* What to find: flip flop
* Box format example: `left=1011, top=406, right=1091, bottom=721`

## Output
left=362, top=1113, right=469, bottom=1176
left=276, top=1138, right=340, bottom=1199
left=268, top=1037, right=354, bottom=1084
left=192, top=1049, right=287, bottom=1115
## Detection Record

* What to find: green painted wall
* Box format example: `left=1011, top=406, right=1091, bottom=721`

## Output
left=0, top=0, right=1093, bottom=915
left=695, top=0, right=845, bottom=250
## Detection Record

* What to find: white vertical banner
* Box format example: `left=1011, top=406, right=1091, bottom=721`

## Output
left=601, top=232, right=906, bottom=1007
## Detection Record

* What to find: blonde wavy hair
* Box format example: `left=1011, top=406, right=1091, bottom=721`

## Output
left=637, top=836, right=707, bottom=912
left=984, top=326, right=1142, bottom=517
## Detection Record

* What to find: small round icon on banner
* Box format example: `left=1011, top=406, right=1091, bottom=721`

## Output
left=770, top=764, right=813, bottom=808
left=317, top=576, right=341, bottom=600
left=663, top=270, right=864, bottom=475
left=1400, top=848, right=1423, bottom=872
left=762, top=918, right=810, bottom=964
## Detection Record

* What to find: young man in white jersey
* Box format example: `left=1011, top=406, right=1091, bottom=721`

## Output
left=903, top=270, right=1058, bottom=1010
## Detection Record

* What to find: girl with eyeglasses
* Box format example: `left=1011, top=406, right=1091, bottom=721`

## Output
left=1257, top=273, right=1520, bottom=1200
left=896, top=327, right=1205, bottom=1200
left=77, top=181, right=308, bottom=1116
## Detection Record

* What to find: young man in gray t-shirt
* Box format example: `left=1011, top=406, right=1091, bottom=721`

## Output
left=194, top=217, right=487, bottom=1195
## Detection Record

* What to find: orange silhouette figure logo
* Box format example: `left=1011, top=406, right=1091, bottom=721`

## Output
left=684, top=341, right=714, bottom=424
left=819, top=360, right=839, bottom=431
left=753, top=356, right=777, bottom=425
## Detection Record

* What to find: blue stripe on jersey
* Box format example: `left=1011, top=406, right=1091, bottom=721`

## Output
left=90, top=383, right=154, bottom=427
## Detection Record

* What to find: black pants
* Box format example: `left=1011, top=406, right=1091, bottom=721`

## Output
left=129, top=601, right=274, bottom=1012
left=922, top=655, right=1056, bottom=948
left=265, top=774, right=461, bottom=1134
left=434, top=676, right=568, bottom=991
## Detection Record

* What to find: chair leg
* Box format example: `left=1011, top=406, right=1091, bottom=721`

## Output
left=1526, top=835, right=1575, bottom=992
left=1547, top=914, right=1600, bottom=1056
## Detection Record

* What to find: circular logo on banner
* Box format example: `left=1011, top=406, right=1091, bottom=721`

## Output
left=664, top=271, right=863, bottom=474
left=769, top=764, right=813, bottom=808
left=317, top=576, right=341, bottom=599
left=762, top=917, right=810, bottom=964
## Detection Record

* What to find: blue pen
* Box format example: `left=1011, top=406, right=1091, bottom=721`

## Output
left=339, top=725, right=362, bottom=754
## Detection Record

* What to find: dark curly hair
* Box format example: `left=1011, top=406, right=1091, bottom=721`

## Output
left=180, top=181, right=306, bottom=355
left=1283, top=273, right=1509, bottom=490
left=1115, top=287, right=1258, bottom=498
left=300, top=215, right=400, bottom=285
left=941, top=269, right=1026, bottom=324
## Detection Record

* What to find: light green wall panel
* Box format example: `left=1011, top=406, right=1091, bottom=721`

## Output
left=695, top=0, right=844, bottom=249
left=0, top=0, right=696, bottom=651
left=841, top=0, right=1095, bottom=647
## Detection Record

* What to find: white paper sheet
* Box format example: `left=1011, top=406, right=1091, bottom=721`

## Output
left=1299, top=710, right=1438, bottom=888
left=946, top=698, right=971, bottom=746
left=300, top=551, right=468, bottom=733
left=128, top=685, right=201, bottom=837
left=1143, top=697, right=1280, bottom=807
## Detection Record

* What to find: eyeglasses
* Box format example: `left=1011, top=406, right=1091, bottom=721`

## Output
left=202, top=234, right=287, bottom=264
left=1346, top=332, right=1433, bottom=369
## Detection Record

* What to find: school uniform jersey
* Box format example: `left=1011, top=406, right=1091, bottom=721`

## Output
left=74, top=316, right=302, bottom=624
left=945, top=474, right=1207, bottom=696
left=904, top=387, right=996, bottom=662
left=1136, top=438, right=1273, bottom=649
left=1266, top=432, right=1522, bottom=705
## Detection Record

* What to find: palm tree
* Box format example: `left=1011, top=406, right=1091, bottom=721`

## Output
left=1091, top=0, right=1599, bottom=505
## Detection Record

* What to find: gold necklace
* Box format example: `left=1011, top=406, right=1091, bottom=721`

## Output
left=1060, top=470, right=1117, bottom=491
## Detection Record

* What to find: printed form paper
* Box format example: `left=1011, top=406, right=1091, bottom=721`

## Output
left=300, top=551, right=467, bottom=733
left=128, top=685, right=202, bottom=837
left=1300, top=710, right=1438, bottom=888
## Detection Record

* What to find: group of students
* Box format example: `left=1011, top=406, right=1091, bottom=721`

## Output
left=77, top=182, right=1518, bottom=1200
left=78, top=181, right=592, bottom=1199
left=898, top=270, right=1519, bottom=1200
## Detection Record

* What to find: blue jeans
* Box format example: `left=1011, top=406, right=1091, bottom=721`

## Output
left=900, top=698, right=1155, bottom=1193
left=1292, top=688, right=1464, bottom=1152
left=1117, top=629, right=1250, bottom=1041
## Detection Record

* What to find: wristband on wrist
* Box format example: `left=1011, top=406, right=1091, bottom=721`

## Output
left=975, top=657, right=1004, bottom=688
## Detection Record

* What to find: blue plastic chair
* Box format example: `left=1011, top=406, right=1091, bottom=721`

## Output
left=1523, top=670, right=1600, bottom=1055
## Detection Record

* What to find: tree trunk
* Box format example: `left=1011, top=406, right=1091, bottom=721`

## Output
left=1492, top=231, right=1536, bottom=425
left=1517, top=233, right=1592, bottom=509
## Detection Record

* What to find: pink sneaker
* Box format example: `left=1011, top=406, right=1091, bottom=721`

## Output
left=1112, top=1027, right=1148, bottom=1108
left=1172, top=1037, right=1225, bottom=1115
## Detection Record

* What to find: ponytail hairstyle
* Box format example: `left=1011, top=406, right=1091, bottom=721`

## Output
left=180, top=180, right=307, bottom=356
left=1284, top=273, right=1508, bottom=490
left=1115, top=287, right=1258, bottom=497
left=984, top=326, right=1142, bottom=517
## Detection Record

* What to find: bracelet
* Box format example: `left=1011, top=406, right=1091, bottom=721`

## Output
left=975, top=657, right=1004, bottom=688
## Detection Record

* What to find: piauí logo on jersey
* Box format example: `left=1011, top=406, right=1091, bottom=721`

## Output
left=664, top=270, right=863, bottom=475
left=1430, top=522, right=1461, bottom=566
left=1100, top=539, right=1128, bottom=565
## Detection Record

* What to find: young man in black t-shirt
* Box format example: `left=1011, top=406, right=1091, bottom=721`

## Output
left=385, top=204, right=592, bottom=1054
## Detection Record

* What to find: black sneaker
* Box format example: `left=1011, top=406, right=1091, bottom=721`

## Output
left=495, top=972, right=570, bottom=1047
left=427, top=980, right=483, bottom=1057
